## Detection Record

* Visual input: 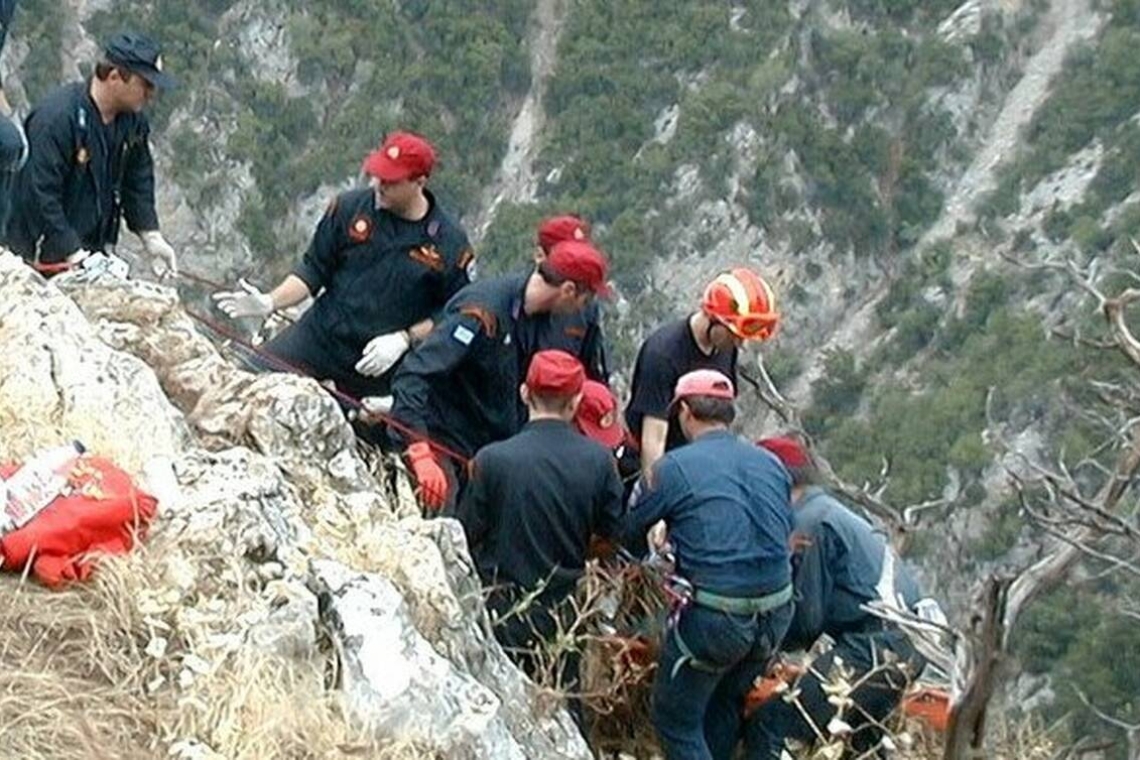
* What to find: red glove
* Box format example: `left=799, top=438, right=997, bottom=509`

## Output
left=406, top=442, right=448, bottom=510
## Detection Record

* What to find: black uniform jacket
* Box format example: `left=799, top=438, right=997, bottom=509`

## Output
left=458, top=418, right=624, bottom=599
left=288, top=188, right=472, bottom=368
left=390, top=272, right=531, bottom=458
left=7, top=80, right=157, bottom=262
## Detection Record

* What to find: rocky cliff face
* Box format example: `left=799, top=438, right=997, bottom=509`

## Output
left=0, top=253, right=589, bottom=759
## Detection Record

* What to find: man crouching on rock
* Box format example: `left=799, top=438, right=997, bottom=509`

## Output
left=457, top=350, right=624, bottom=723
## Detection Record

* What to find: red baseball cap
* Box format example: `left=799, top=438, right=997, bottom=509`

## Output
left=526, top=350, right=586, bottom=397
left=574, top=380, right=624, bottom=449
left=362, top=131, right=436, bottom=182
left=670, top=369, right=735, bottom=408
left=757, top=436, right=811, bottom=468
left=537, top=215, right=591, bottom=254
left=545, top=240, right=611, bottom=297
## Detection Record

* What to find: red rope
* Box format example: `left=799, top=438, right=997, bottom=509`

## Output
left=181, top=304, right=471, bottom=467
left=31, top=261, right=73, bottom=275
left=18, top=256, right=469, bottom=466
left=176, top=268, right=231, bottom=292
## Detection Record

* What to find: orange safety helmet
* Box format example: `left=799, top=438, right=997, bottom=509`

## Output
left=700, top=268, right=780, bottom=341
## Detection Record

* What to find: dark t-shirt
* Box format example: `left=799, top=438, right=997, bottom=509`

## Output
left=625, top=315, right=738, bottom=452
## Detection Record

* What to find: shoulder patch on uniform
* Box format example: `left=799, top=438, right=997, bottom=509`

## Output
left=459, top=306, right=498, bottom=339
left=409, top=244, right=445, bottom=272
left=452, top=324, right=476, bottom=346
left=348, top=214, right=372, bottom=243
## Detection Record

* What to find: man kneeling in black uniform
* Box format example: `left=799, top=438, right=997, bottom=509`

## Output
left=457, top=350, right=624, bottom=715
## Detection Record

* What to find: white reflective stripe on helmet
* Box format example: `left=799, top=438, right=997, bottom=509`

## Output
left=715, top=272, right=751, bottom=315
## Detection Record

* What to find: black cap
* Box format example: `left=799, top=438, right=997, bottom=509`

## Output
left=104, top=32, right=176, bottom=90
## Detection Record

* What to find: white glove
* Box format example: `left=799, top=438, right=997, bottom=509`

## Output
left=66, top=248, right=93, bottom=265
left=140, top=230, right=178, bottom=278
left=212, top=278, right=274, bottom=319
left=355, top=330, right=411, bottom=377
left=360, top=395, right=394, bottom=416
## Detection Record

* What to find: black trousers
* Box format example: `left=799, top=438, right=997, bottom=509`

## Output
left=744, top=628, right=926, bottom=759
left=486, top=585, right=583, bottom=725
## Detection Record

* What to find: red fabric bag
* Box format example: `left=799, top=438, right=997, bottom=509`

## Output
left=0, top=456, right=158, bottom=587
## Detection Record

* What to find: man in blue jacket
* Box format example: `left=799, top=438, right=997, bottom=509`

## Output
left=6, top=32, right=178, bottom=275
left=622, top=370, right=794, bottom=760
left=744, top=437, right=933, bottom=759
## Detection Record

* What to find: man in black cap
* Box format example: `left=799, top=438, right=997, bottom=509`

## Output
left=0, top=0, right=27, bottom=237
left=4, top=31, right=178, bottom=276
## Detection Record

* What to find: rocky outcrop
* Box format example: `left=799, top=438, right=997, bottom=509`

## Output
left=0, top=251, right=589, bottom=759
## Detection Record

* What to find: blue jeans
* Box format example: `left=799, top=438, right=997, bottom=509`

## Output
left=744, top=627, right=926, bottom=759
left=652, top=600, right=793, bottom=760
left=0, top=114, right=24, bottom=239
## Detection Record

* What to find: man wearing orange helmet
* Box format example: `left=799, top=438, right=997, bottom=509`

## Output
left=625, top=267, right=779, bottom=476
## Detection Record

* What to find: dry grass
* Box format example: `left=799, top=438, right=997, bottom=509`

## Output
left=0, top=542, right=432, bottom=759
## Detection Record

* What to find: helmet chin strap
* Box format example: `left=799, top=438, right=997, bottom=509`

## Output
left=699, top=313, right=728, bottom=354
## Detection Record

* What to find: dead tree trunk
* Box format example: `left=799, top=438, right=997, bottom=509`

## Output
left=942, top=576, right=1012, bottom=760
left=943, top=426, right=1140, bottom=760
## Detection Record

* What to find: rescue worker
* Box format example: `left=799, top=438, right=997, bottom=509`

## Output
left=212, top=131, right=475, bottom=402
left=622, top=370, right=794, bottom=760
left=574, top=379, right=640, bottom=495
left=0, top=0, right=26, bottom=237
left=390, top=239, right=610, bottom=511
left=625, top=268, right=778, bottom=478
left=744, top=437, right=934, bottom=759
left=457, top=350, right=623, bottom=706
left=5, top=32, right=178, bottom=276
left=526, top=215, right=610, bottom=382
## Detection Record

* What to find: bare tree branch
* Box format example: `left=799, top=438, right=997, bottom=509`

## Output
left=1002, top=426, right=1140, bottom=642
left=739, top=363, right=911, bottom=533
left=1030, top=520, right=1140, bottom=579
left=1073, top=687, right=1140, bottom=733
left=1074, top=685, right=1140, bottom=760
left=1118, top=603, right=1140, bottom=623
